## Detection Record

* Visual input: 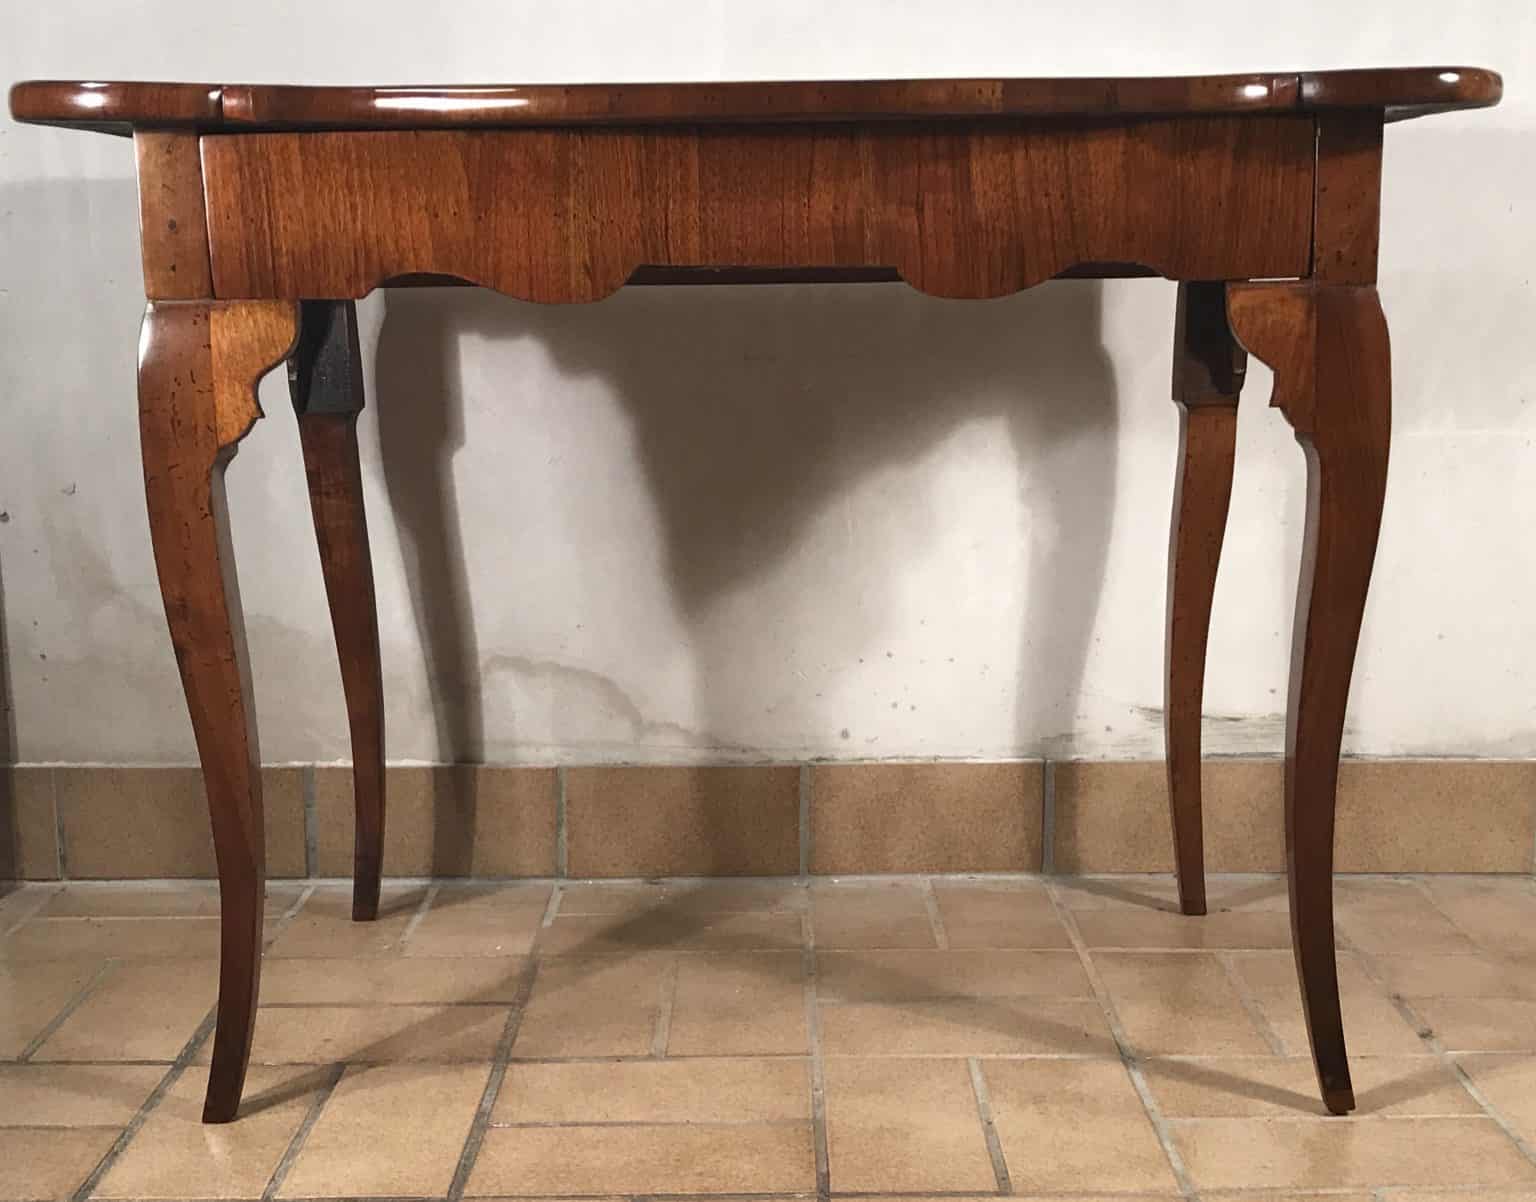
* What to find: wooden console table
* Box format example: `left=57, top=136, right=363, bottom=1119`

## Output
left=10, top=68, right=1502, bottom=1122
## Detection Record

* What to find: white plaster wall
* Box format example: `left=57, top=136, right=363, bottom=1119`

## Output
left=1, top=2, right=1531, bottom=766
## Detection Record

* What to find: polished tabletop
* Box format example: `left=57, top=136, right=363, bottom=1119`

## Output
left=9, top=67, right=1502, bottom=135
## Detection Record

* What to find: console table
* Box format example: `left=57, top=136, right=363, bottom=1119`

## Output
left=9, top=67, right=1502, bottom=1123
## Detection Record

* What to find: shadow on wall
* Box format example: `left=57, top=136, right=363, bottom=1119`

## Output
left=372, top=280, right=1120, bottom=871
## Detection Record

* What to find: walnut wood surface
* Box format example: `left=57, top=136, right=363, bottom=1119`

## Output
left=10, top=67, right=1501, bottom=134
left=289, top=301, right=386, bottom=922
left=133, top=132, right=212, bottom=298
left=201, top=118, right=1314, bottom=301
left=1164, top=282, right=1246, bottom=918
left=1227, top=281, right=1393, bottom=1116
left=139, top=300, right=299, bottom=1122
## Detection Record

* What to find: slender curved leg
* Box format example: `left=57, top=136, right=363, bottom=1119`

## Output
left=140, top=300, right=299, bottom=1123
left=289, top=301, right=385, bottom=922
left=1165, top=282, right=1246, bottom=916
left=1228, top=282, right=1391, bottom=1115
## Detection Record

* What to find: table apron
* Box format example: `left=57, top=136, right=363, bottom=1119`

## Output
left=200, top=117, right=1317, bottom=302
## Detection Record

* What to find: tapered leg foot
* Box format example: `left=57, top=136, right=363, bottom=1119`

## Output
left=1165, top=282, right=1246, bottom=917
left=140, top=300, right=299, bottom=1123
left=290, top=301, right=385, bottom=922
left=1228, top=282, right=1391, bottom=1116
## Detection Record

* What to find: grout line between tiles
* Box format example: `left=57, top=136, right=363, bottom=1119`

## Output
left=966, top=1057, right=1013, bottom=1195
left=444, top=911, right=546, bottom=1200
left=540, top=883, right=564, bottom=929
left=301, top=764, right=318, bottom=879
left=395, top=882, right=441, bottom=953
left=1215, top=949, right=1290, bottom=1056
left=0, top=881, right=57, bottom=936
left=1044, top=880, right=1199, bottom=1200
left=650, top=958, right=680, bottom=1057
left=260, top=1061, right=346, bottom=1200
left=555, top=767, right=568, bottom=879
left=801, top=907, right=831, bottom=1201
left=799, top=765, right=812, bottom=878
left=69, top=1005, right=218, bottom=1202
left=17, top=958, right=117, bottom=1061
left=1040, top=760, right=1056, bottom=876
left=922, top=879, right=951, bottom=950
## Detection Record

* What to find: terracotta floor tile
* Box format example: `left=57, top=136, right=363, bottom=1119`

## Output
left=401, top=884, right=551, bottom=957
left=0, top=883, right=56, bottom=930
left=1225, top=950, right=1426, bottom=1056
left=1415, top=996, right=1536, bottom=1052
left=42, top=882, right=302, bottom=919
left=0, top=916, right=223, bottom=960
left=667, top=951, right=810, bottom=1055
left=0, top=1064, right=162, bottom=1126
left=276, top=1063, right=488, bottom=1198
left=35, top=960, right=215, bottom=1061
left=1458, top=1054, right=1536, bottom=1143
left=822, top=1057, right=998, bottom=1193
left=984, top=1058, right=1180, bottom=1192
left=513, top=954, right=670, bottom=1057
left=1055, top=874, right=1287, bottom=913
left=1372, top=951, right=1536, bottom=1000
left=811, top=883, right=938, bottom=948
left=0, top=1128, right=121, bottom=1201
left=557, top=879, right=806, bottom=915
left=94, top=1066, right=329, bottom=1199
left=1143, top=1055, right=1480, bottom=1118
left=260, top=955, right=528, bottom=1005
left=493, top=1057, right=810, bottom=1124
left=1072, top=909, right=1292, bottom=949
left=932, top=880, right=1073, bottom=947
left=1377, top=1191, right=1536, bottom=1202
left=817, top=948, right=1090, bottom=1002
left=1171, top=1115, right=1536, bottom=1189
left=222, top=1003, right=508, bottom=1064
left=1420, top=877, right=1536, bottom=958
left=0, top=959, right=100, bottom=1057
left=265, top=886, right=426, bottom=958
left=1336, top=879, right=1478, bottom=955
left=537, top=910, right=802, bottom=955
left=820, top=997, right=1115, bottom=1056
left=468, top=1123, right=816, bottom=1195
left=1094, top=953, right=1275, bottom=1055
left=1226, top=947, right=1379, bottom=992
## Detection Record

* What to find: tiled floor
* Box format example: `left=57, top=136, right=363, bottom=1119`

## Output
left=4, top=874, right=1536, bottom=1199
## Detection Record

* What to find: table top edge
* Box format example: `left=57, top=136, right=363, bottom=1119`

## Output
left=8, top=67, right=1503, bottom=135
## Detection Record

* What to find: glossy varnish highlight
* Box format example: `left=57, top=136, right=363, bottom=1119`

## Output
left=8, top=67, right=1502, bottom=134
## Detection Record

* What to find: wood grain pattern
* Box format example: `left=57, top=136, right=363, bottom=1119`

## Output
left=8, top=68, right=1501, bottom=135
left=202, top=118, right=1316, bottom=301
left=1164, top=281, right=1246, bottom=917
left=289, top=301, right=385, bottom=922
left=1313, top=112, right=1385, bottom=285
left=133, top=132, right=212, bottom=298
left=1228, top=280, right=1393, bottom=1116
left=138, top=299, right=298, bottom=1123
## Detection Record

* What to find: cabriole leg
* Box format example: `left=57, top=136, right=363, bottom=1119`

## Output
left=289, top=301, right=385, bottom=921
left=139, top=300, right=299, bottom=1122
left=1228, top=281, right=1391, bottom=1115
left=1165, top=281, right=1246, bottom=916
